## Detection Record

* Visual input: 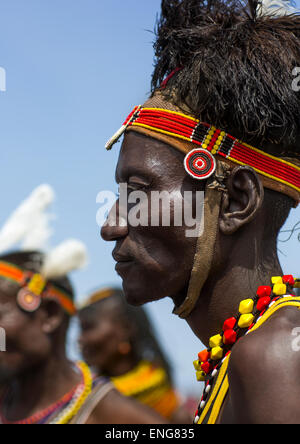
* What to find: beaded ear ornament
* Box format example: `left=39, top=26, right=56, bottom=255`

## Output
left=0, top=261, right=77, bottom=316
left=17, top=273, right=46, bottom=312
left=184, top=149, right=216, bottom=180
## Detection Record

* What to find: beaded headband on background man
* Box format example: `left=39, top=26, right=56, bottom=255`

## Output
left=0, top=185, right=87, bottom=316
left=105, top=0, right=300, bottom=319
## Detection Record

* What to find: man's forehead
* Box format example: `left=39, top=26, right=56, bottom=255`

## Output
left=116, top=131, right=184, bottom=181
left=0, top=279, right=18, bottom=300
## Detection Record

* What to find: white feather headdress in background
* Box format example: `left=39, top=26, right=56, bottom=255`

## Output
left=257, top=0, right=298, bottom=17
left=0, top=185, right=88, bottom=278
left=0, top=185, right=54, bottom=254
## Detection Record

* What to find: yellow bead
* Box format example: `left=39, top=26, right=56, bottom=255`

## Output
left=193, top=360, right=201, bottom=371
left=196, top=371, right=206, bottom=382
left=216, top=140, right=221, bottom=146
left=273, top=283, right=287, bottom=296
left=272, top=276, right=283, bottom=285
left=211, top=346, right=224, bottom=361
left=211, top=150, right=217, bottom=155
left=202, top=144, right=208, bottom=149
left=238, top=314, right=255, bottom=329
left=209, top=334, right=223, bottom=349
left=221, top=131, right=226, bottom=136
left=239, top=299, right=254, bottom=315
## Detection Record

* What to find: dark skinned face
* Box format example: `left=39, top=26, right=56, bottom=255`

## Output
left=0, top=280, right=51, bottom=384
left=78, top=305, right=132, bottom=374
left=101, top=132, right=204, bottom=306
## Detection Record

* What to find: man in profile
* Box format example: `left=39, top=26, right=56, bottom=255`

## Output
left=102, top=0, right=300, bottom=424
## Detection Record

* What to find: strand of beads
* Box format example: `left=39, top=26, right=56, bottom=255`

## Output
left=112, top=361, right=167, bottom=398
left=50, top=361, right=93, bottom=425
left=0, top=361, right=91, bottom=425
left=193, top=275, right=298, bottom=424
left=0, top=388, right=76, bottom=425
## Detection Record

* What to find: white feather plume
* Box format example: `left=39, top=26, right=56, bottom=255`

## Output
left=257, top=0, right=298, bottom=17
left=0, top=185, right=55, bottom=254
left=21, top=213, right=55, bottom=251
left=42, top=239, right=88, bottom=279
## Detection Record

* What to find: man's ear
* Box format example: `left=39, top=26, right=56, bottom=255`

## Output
left=219, top=166, right=264, bottom=235
left=39, top=300, right=65, bottom=334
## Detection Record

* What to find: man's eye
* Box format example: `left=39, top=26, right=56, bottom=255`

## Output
left=127, top=183, right=149, bottom=192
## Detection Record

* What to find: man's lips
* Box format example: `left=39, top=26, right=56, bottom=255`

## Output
left=112, top=250, right=133, bottom=264
left=112, top=251, right=134, bottom=274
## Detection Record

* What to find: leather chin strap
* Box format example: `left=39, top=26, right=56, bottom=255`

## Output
left=173, top=161, right=230, bottom=319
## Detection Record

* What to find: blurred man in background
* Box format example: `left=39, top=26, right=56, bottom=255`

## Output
left=78, top=287, right=192, bottom=423
left=0, top=186, right=165, bottom=425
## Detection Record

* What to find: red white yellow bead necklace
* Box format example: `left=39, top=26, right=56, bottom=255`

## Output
left=0, top=361, right=92, bottom=425
left=193, top=275, right=300, bottom=424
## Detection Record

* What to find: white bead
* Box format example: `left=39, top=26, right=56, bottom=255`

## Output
left=212, top=369, right=218, bottom=378
left=205, top=385, right=211, bottom=394
left=194, top=416, right=200, bottom=424
left=200, top=401, right=206, bottom=409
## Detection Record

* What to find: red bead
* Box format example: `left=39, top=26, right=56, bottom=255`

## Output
left=283, top=275, right=295, bottom=286
left=257, top=296, right=271, bottom=312
left=201, top=361, right=212, bottom=375
left=256, top=286, right=272, bottom=298
left=198, top=350, right=210, bottom=363
left=223, top=317, right=237, bottom=331
left=223, top=329, right=237, bottom=345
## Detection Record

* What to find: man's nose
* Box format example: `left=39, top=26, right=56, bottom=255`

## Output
left=101, top=202, right=128, bottom=242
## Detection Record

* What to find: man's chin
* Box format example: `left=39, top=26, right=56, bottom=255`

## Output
left=122, top=280, right=165, bottom=306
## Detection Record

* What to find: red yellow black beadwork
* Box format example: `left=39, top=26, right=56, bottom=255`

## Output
left=0, top=261, right=76, bottom=316
left=106, top=107, right=300, bottom=198
left=193, top=275, right=299, bottom=424
left=184, top=149, right=216, bottom=180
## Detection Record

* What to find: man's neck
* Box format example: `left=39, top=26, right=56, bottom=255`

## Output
left=3, top=351, right=81, bottom=422
left=185, top=234, right=283, bottom=346
left=102, top=353, right=140, bottom=378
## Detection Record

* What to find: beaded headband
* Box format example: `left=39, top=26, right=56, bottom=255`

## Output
left=0, top=261, right=76, bottom=316
left=106, top=106, right=300, bottom=204
left=78, top=288, right=114, bottom=311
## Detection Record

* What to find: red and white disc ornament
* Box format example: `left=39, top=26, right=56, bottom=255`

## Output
left=184, top=149, right=216, bottom=180
left=17, top=288, right=42, bottom=313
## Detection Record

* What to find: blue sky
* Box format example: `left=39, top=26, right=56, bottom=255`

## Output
left=0, top=0, right=299, bottom=395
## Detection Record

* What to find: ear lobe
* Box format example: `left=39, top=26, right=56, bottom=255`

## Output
left=40, top=300, right=65, bottom=334
left=219, top=166, right=264, bottom=235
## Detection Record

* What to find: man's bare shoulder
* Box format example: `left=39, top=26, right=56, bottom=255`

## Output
left=227, top=306, right=300, bottom=424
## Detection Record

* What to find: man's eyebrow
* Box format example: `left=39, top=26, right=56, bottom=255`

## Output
left=116, top=165, right=154, bottom=184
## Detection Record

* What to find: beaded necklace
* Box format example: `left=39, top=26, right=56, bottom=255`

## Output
left=0, top=361, right=92, bottom=425
left=111, top=361, right=180, bottom=419
left=193, top=275, right=300, bottom=424
left=50, top=361, right=93, bottom=424
left=111, top=361, right=168, bottom=398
